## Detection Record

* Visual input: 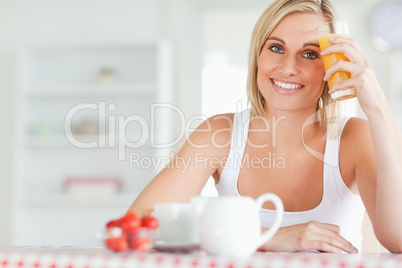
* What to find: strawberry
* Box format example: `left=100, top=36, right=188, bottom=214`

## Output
left=104, top=227, right=128, bottom=252
left=106, top=219, right=121, bottom=229
left=141, top=216, right=158, bottom=230
left=120, top=211, right=141, bottom=234
left=105, top=237, right=128, bottom=252
left=129, top=237, right=152, bottom=251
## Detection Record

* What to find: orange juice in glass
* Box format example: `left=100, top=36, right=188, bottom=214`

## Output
left=317, top=21, right=356, bottom=101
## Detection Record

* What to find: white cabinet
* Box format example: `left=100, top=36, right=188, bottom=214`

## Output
left=14, top=42, right=174, bottom=246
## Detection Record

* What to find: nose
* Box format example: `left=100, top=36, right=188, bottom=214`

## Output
left=278, top=56, right=299, bottom=77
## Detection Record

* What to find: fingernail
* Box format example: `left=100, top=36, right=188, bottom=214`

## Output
left=350, top=247, right=358, bottom=253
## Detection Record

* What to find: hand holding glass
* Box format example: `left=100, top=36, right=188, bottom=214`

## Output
left=317, top=20, right=356, bottom=101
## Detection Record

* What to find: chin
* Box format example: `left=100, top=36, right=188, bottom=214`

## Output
left=263, top=96, right=319, bottom=114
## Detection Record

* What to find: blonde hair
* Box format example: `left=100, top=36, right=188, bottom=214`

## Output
left=247, top=0, right=342, bottom=132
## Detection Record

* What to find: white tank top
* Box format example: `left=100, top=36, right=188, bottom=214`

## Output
left=215, top=109, right=366, bottom=250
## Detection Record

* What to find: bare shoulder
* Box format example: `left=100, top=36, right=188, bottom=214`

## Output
left=182, top=112, right=234, bottom=155
left=207, top=112, right=234, bottom=129
left=196, top=113, right=234, bottom=135
left=203, top=113, right=234, bottom=149
left=341, top=117, right=374, bottom=166
left=342, top=117, right=372, bottom=145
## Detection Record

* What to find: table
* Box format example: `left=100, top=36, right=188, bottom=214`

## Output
left=0, top=246, right=401, bottom=268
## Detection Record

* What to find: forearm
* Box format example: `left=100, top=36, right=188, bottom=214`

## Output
left=127, top=170, right=204, bottom=218
left=365, top=101, right=402, bottom=252
left=259, top=222, right=357, bottom=253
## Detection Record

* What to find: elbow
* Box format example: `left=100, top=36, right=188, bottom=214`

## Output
left=387, top=242, right=402, bottom=254
left=371, top=217, right=402, bottom=253
left=385, top=243, right=402, bottom=254
left=376, top=232, right=402, bottom=253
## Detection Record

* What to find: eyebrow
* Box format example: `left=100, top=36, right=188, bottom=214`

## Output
left=303, top=42, right=320, bottom=48
left=267, top=36, right=320, bottom=48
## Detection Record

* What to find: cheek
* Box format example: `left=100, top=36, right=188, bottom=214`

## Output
left=257, top=53, right=282, bottom=73
left=308, top=63, right=326, bottom=87
left=257, top=56, right=279, bottom=85
left=257, top=57, right=269, bottom=76
left=256, top=58, right=269, bottom=86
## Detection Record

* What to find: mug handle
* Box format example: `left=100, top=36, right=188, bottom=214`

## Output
left=255, top=193, right=284, bottom=247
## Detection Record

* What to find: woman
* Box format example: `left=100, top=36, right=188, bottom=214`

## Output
left=129, top=0, right=402, bottom=253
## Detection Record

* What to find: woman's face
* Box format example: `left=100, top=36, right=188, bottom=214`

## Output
left=257, top=12, right=327, bottom=113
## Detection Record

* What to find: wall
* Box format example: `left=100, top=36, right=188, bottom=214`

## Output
left=0, top=0, right=203, bottom=243
left=0, top=0, right=204, bottom=244
left=0, top=0, right=162, bottom=244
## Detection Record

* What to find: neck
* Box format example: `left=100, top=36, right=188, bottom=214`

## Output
left=250, top=104, right=322, bottom=151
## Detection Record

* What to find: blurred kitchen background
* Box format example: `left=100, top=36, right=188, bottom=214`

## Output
left=0, top=0, right=401, bottom=252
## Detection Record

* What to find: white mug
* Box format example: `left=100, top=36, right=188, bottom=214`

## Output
left=191, top=193, right=284, bottom=257
left=153, top=203, right=198, bottom=243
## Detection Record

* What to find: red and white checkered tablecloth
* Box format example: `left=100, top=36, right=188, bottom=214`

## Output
left=0, top=246, right=401, bottom=268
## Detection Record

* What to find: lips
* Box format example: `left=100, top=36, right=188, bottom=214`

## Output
left=270, top=78, right=304, bottom=95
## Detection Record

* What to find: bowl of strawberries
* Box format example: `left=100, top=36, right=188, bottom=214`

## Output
left=103, top=211, right=159, bottom=252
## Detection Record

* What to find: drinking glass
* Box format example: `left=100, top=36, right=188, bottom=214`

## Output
left=317, top=20, right=356, bottom=101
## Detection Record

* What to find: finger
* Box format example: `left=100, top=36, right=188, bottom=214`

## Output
left=298, top=237, right=343, bottom=253
left=323, top=60, right=359, bottom=81
left=328, top=36, right=357, bottom=47
left=320, top=41, right=364, bottom=65
left=329, top=36, right=364, bottom=54
left=329, top=75, right=363, bottom=94
left=309, top=232, right=358, bottom=253
left=304, top=222, right=357, bottom=253
left=309, top=241, right=342, bottom=253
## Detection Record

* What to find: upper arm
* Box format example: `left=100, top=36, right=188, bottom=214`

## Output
left=344, top=118, right=379, bottom=232
left=128, top=113, right=233, bottom=216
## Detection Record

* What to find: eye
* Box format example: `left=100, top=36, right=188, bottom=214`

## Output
left=269, top=45, right=284, bottom=53
left=303, top=51, right=319, bottom=59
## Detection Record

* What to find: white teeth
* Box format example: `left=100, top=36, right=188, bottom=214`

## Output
left=273, top=79, right=302, bottom=90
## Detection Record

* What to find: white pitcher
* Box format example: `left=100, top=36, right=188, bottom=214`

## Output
left=191, top=193, right=284, bottom=258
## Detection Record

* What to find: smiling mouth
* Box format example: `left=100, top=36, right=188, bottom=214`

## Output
left=270, top=78, right=304, bottom=95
